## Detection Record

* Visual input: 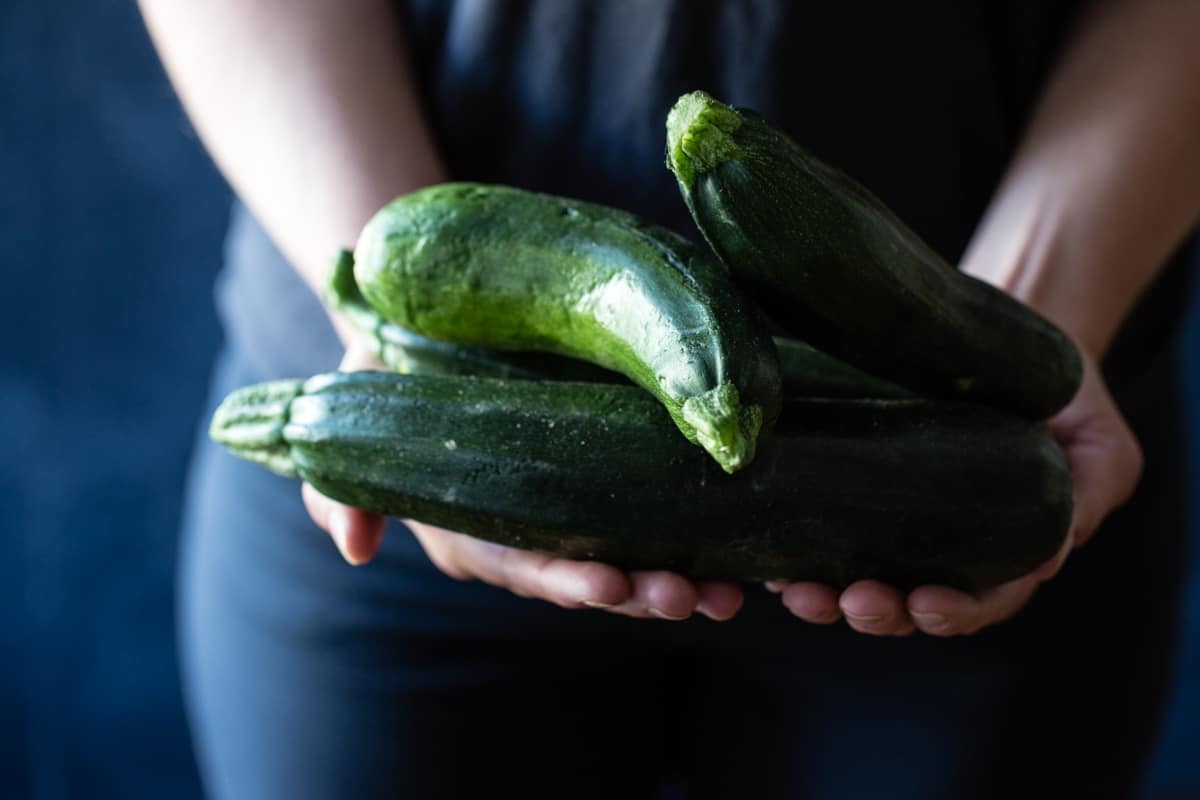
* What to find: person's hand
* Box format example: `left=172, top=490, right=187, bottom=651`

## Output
left=774, top=349, right=1142, bottom=636
left=301, top=345, right=745, bottom=621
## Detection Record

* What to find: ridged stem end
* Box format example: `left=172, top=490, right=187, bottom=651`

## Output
left=681, top=382, right=762, bottom=474
left=209, top=379, right=304, bottom=478
left=666, top=91, right=743, bottom=188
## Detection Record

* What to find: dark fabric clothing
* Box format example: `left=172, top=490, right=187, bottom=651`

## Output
left=186, top=1, right=1195, bottom=797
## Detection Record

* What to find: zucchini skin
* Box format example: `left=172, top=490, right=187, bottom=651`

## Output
left=328, top=248, right=910, bottom=399
left=666, top=91, right=1082, bottom=420
left=775, top=337, right=911, bottom=399
left=326, top=249, right=618, bottom=383
left=211, top=371, right=1071, bottom=591
left=351, top=182, right=783, bottom=473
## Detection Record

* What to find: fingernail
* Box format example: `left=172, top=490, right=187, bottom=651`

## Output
left=649, top=607, right=690, bottom=621
left=697, top=604, right=732, bottom=622
left=807, top=608, right=842, bottom=624
left=844, top=613, right=885, bottom=625
left=911, top=612, right=948, bottom=627
left=582, top=600, right=616, bottom=609
left=764, top=580, right=787, bottom=593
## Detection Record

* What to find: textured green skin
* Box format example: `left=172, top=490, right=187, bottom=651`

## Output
left=326, top=249, right=617, bottom=382
left=666, top=92, right=1083, bottom=420
left=779, top=338, right=912, bottom=399
left=328, top=247, right=910, bottom=398
left=211, top=371, right=1072, bottom=591
left=352, top=183, right=783, bottom=472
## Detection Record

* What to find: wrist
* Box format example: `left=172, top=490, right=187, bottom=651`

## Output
left=960, top=168, right=1116, bottom=362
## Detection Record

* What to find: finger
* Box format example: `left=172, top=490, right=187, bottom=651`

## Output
left=301, top=482, right=386, bottom=565
left=338, top=345, right=385, bottom=372
left=838, top=580, right=913, bottom=636
left=407, top=520, right=632, bottom=608
left=779, top=582, right=842, bottom=624
left=907, top=573, right=1040, bottom=637
left=1062, top=425, right=1142, bottom=550
left=605, top=570, right=699, bottom=620
left=695, top=581, right=744, bottom=621
left=405, top=520, right=474, bottom=581
left=1046, top=360, right=1143, bottom=550
left=1032, top=530, right=1074, bottom=582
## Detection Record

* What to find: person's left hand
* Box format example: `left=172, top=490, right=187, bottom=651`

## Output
left=773, top=349, right=1142, bottom=636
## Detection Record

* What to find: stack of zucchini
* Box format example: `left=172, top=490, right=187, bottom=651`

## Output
left=212, top=92, right=1080, bottom=591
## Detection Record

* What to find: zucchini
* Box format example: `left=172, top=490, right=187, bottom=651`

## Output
left=775, top=337, right=911, bottom=399
left=326, top=249, right=618, bottom=383
left=328, top=248, right=910, bottom=399
left=665, top=91, right=1082, bottom=419
left=211, top=371, right=1071, bottom=591
left=349, top=182, right=783, bottom=473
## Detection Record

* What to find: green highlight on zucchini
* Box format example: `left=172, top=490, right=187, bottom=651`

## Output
left=325, top=249, right=600, bottom=381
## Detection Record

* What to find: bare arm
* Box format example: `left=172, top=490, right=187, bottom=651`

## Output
left=961, top=0, right=1200, bottom=356
left=138, top=0, right=445, bottom=300
left=782, top=0, right=1200, bottom=636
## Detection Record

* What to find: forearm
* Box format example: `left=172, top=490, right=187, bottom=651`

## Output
left=138, top=0, right=445, bottom=298
left=962, top=0, right=1200, bottom=358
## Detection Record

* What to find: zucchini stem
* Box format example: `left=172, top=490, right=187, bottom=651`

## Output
left=209, top=379, right=303, bottom=478
left=680, top=381, right=761, bottom=474
left=666, top=90, right=743, bottom=188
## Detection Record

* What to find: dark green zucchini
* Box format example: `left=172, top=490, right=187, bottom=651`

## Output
left=665, top=91, right=1082, bottom=419
left=775, top=337, right=911, bottom=399
left=350, top=182, right=782, bottom=472
left=211, top=371, right=1071, bottom=591
left=328, top=248, right=910, bottom=399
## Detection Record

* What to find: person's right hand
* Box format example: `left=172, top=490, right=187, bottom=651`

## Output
left=301, top=346, right=745, bottom=622
left=772, top=347, right=1142, bottom=637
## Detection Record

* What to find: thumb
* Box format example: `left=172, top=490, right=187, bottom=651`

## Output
left=1046, top=353, right=1143, bottom=552
left=1064, top=424, right=1142, bottom=549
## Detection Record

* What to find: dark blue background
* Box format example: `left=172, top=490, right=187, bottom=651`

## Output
left=2, top=2, right=1196, bottom=797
